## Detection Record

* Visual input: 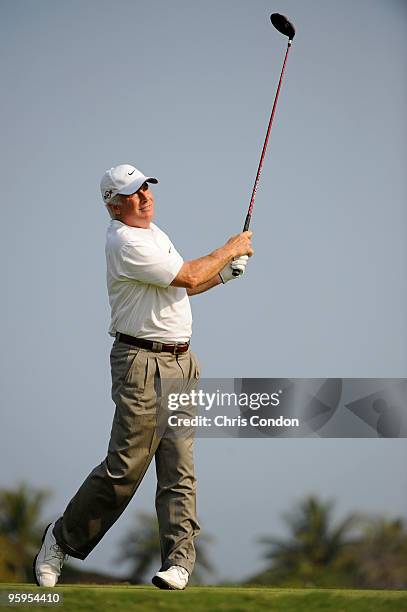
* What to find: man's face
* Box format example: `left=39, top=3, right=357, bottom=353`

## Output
left=112, top=182, right=155, bottom=228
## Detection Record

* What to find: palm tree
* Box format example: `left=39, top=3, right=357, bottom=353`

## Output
left=0, top=482, right=51, bottom=581
left=253, top=495, right=361, bottom=586
left=0, top=534, right=25, bottom=582
left=349, top=517, right=407, bottom=589
left=115, top=511, right=215, bottom=584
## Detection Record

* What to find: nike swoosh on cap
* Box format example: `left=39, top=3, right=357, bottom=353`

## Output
left=128, top=169, right=136, bottom=175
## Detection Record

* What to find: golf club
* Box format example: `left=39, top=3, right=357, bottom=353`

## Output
left=233, top=13, right=296, bottom=275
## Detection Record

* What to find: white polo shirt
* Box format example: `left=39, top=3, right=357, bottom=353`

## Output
left=105, top=221, right=192, bottom=342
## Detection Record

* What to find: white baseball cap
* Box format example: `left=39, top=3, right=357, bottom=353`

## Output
left=100, top=164, right=158, bottom=205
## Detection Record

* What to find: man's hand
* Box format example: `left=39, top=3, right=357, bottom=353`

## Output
left=224, top=231, right=254, bottom=259
left=219, top=255, right=249, bottom=284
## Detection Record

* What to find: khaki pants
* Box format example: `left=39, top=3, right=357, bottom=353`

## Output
left=53, top=338, right=201, bottom=575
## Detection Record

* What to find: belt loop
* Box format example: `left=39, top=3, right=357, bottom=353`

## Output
left=173, top=342, right=183, bottom=355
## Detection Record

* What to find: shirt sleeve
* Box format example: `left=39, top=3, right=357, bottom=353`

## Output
left=119, top=239, right=184, bottom=288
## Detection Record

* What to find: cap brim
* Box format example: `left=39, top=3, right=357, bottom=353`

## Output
left=119, top=176, right=158, bottom=196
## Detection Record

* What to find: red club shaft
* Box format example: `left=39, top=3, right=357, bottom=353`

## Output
left=243, top=40, right=292, bottom=231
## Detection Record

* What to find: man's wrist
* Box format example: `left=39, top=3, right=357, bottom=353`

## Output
left=214, top=244, right=234, bottom=267
left=208, top=247, right=231, bottom=274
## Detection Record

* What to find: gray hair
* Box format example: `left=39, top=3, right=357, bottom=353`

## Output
left=106, top=193, right=124, bottom=219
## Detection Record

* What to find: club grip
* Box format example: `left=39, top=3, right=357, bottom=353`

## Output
left=232, top=213, right=252, bottom=277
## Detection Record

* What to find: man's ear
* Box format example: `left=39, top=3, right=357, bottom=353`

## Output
left=106, top=204, right=120, bottom=219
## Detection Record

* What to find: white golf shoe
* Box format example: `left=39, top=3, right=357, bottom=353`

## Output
left=33, top=522, right=68, bottom=587
left=152, top=565, right=189, bottom=590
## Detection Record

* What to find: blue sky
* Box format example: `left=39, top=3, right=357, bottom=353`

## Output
left=1, top=0, right=406, bottom=581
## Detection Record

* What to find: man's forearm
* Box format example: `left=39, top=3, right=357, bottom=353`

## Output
left=171, top=231, right=253, bottom=290
left=185, top=247, right=234, bottom=286
left=187, top=274, right=222, bottom=296
left=172, top=246, right=233, bottom=289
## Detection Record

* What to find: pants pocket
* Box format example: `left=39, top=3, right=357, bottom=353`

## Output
left=191, top=351, right=201, bottom=380
left=110, top=344, right=140, bottom=402
left=121, top=350, right=158, bottom=415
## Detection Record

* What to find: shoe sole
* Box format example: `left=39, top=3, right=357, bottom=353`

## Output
left=32, top=523, right=52, bottom=587
left=152, top=575, right=185, bottom=590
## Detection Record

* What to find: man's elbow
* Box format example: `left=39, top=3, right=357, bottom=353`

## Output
left=171, top=269, right=199, bottom=290
left=186, top=273, right=201, bottom=289
left=180, top=274, right=201, bottom=290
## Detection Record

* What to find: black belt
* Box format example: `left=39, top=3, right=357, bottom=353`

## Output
left=116, top=333, right=190, bottom=354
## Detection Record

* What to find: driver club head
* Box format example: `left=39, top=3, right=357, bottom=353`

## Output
left=270, top=13, right=296, bottom=40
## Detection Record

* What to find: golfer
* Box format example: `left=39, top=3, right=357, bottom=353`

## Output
left=33, top=164, right=253, bottom=590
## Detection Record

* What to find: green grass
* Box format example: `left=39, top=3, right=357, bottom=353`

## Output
left=0, top=584, right=406, bottom=612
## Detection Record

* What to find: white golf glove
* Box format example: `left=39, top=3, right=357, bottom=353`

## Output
left=219, top=255, right=249, bottom=283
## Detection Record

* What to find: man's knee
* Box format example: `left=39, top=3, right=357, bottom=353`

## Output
left=105, top=448, right=151, bottom=482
